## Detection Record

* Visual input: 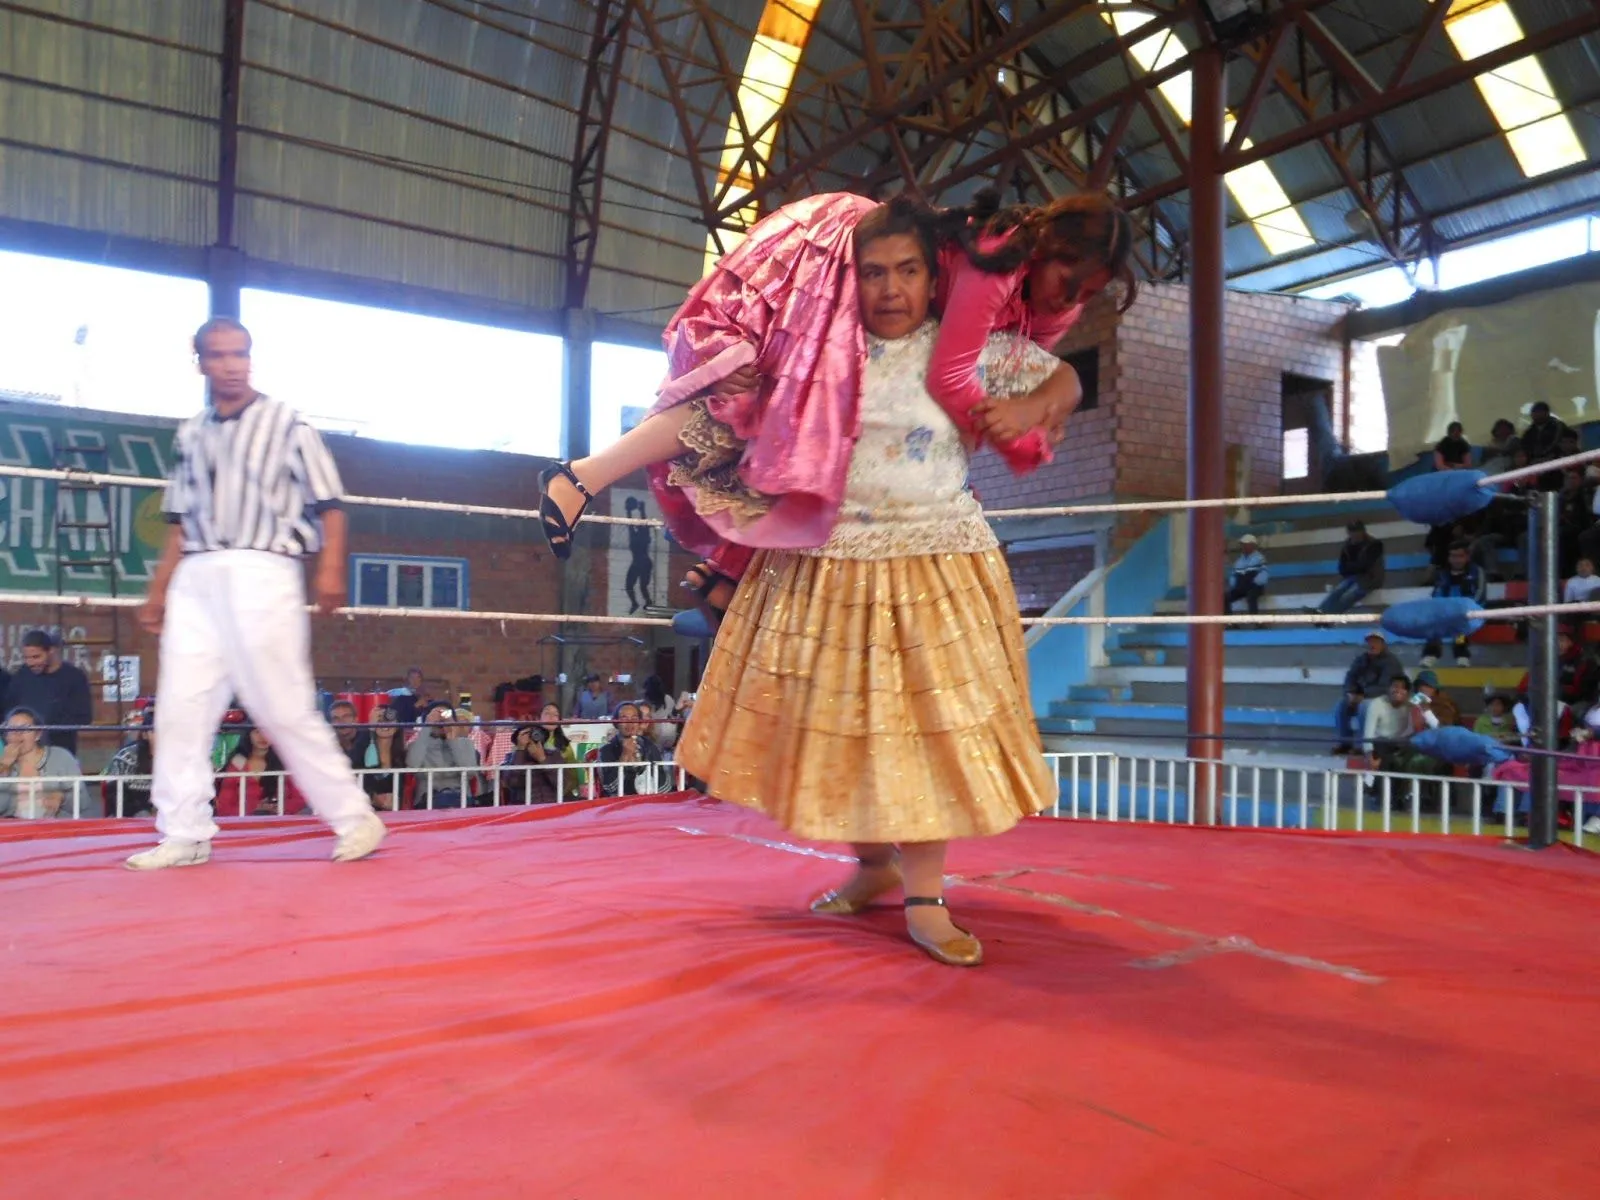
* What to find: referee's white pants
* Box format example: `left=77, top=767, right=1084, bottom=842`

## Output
left=150, top=550, right=373, bottom=844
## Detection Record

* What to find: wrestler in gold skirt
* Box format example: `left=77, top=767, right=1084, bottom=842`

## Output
left=674, top=546, right=1054, bottom=843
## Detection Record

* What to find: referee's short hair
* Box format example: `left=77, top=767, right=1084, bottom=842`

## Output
left=194, top=316, right=252, bottom=356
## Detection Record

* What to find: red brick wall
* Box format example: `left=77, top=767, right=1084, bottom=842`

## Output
left=0, top=438, right=696, bottom=767
left=968, top=281, right=1359, bottom=597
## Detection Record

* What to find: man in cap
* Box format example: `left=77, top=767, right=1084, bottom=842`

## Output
left=1224, top=533, right=1269, bottom=615
left=1334, top=630, right=1405, bottom=754
left=1316, top=519, right=1385, bottom=614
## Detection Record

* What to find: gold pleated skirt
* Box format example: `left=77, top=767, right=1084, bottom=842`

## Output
left=675, top=548, right=1055, bottom=843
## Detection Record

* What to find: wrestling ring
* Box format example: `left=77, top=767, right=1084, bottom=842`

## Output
left=1, top=454, right=1596, bottom=1199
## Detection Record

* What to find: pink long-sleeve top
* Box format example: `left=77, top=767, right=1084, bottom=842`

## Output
left=928, top=238, right=1085, bottom=472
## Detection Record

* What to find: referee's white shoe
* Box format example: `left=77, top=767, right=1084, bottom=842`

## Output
left=333, top=811, right=387, bottom=862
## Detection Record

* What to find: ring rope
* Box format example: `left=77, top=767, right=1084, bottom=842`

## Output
left=11, top=590, right=1596, bottom=630
left=11, top=447, right=1598, bottom=528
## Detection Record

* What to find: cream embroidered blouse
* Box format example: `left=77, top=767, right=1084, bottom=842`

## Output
left=806, top=320, right=1062, bottom=560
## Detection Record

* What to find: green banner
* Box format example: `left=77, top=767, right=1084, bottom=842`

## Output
left=0, top=405, right=175, bottom=594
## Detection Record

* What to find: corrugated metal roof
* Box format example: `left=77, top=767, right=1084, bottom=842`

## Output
left=2, top=0, right=1598, bottom=318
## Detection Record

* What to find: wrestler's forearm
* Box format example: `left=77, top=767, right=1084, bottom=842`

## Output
left=1027, top=361, right=1083, bottom=424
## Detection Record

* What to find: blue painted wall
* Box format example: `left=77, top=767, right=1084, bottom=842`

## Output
left=1026, top=517, right=1171, bottom=712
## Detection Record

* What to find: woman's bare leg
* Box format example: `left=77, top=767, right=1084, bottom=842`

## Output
left=545, top=405, right=697, bottom=526
left=898, top=841, right=962, bottom=942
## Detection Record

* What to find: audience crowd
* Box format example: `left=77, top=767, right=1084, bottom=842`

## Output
left=3, top=651, right=698, bottom=821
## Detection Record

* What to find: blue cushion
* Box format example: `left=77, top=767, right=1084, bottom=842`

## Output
left=1387, top=470, right=1493, bottom=526
left=1381, top=597, right=1483, bottom=641
left=1410, top=726, right=1514, bottom=767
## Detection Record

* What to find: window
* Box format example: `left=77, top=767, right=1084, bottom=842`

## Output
left=0, top=251, right=207, bottom=418
left=590, top=341, right=668, bottom=454
left=240, top=289, right=563, bottom=455
left=1283, top=428, right=1310, bottom=481
left=350, top=555, right=469, bottom=610
left=1061, top=346, right=1100, bottom=411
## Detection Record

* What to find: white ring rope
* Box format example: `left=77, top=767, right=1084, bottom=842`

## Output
left=12, top=446, right=1599, bottom=528
left=11, top=589, right=1596, bottom=630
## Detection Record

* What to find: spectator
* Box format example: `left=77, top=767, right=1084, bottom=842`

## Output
left=500, top=704, right=579, bottom=805
left=1363, top=674, right=1440, bottom=778
left=1478, top=418, right=1521, bottom=478
left=1521, top=401, right=1570, bottom=489
left=1474, top=695, right=1518, bottom=744
left=574, top=674, right=613, bottom=721
left=390, top=667, right=427, bottom=727
left=1412, top=670, right=1460, bottom=728
left=1224, top=534, right=1269, bottom=615
left=217, top=727, right=306, bottom=817
left=0, top=706, right=89, bottom=819
left=596, top=701, right=665, bottom=796
left=1316, top=520, right=1385, bottom=615
left=1421, top=542, right=1484, bottom=667
left=639, top=674, right=679, bottom=750
left=325, top=699, right=394, bottom=809
left=1556, top=466, right=1595, bottom=577
left=1564, top=557, right=1600, bottom=604
left=1334, top=632, right=1405, bottom=753
left=103, top=706, right=156, bottom=817
left=1433, top=421, right=1471, bottom=471
left=1466, top=494, right=1524, bottom=581
left=5, top=630, right=93, bottom=757
left=363, top=702, right=405, bottom=810
left=405, top=705, right=479, bottom=808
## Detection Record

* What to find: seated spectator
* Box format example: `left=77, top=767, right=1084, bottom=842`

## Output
left=390, top=667, right=428, bottom=727
left=405, top=705, right=480, bottom=808
left=1478, top=418, right=1520, bottom=478
left=639, top=674, right=680, bottom=750
left=216, top=726, right=306, bottom=817
left=1558, top=467, right=1593, bottom=576
left=500, top=704, right=580, bottom=805
left=5, top=630, right=93, bottom=757
left=1433, top=421, right=1471, bottom=471
left=0, top=706, right=90, bottom=819
left=1334, top=632, right=1404, bottom=753
left=1421, top=542, right=1484, bottom=667
left=1224, top=534, right=1268, bottom=615
left=596, top=702, right=665, bottom=796
left=1492, top=707, right=1600, bottom=831
left=1315, top=521, right=1384, bottom=614
left=1474, top=694, right=1518, bottom=744
left=103, top=706, right=156, bottom=817
left=1363, top=675, right=1442, bottom=779
left=1467, top=494, right=1524, bottom=581
left=364, top=703, right=405, bottom=810
left=1566, top=556, right=1600, bottom=608
left=1521, top=401, right=1570, bottom=490
left=1412, top=670, right=1460, bottom=728
left=574, top=674, right=613, bottom=721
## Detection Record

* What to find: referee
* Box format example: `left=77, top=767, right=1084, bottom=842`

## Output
left=125, top=317, right=386, bottom=870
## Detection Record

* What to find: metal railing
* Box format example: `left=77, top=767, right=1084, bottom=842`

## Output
left=7, top=752, right=1591, bottom=848
left=8, top=760, right=690, bottom=821
left=1044, top=751, right=1593, bottom=847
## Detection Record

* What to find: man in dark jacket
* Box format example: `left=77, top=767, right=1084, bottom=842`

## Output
left=1422, top=542, right=1485, bottom=667
left=7, top=630, right=93, bottom=757
left=1316, top=520, right=1385, bottom=614
left=1334, top=631, right=1405, bottom=753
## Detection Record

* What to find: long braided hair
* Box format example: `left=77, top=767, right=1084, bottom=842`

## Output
left=921, top=187, right=1139, bottom=312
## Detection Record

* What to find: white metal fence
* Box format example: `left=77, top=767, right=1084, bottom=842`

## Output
left=1046, top=751, right=1594, bottom=846
left=6, top=760, right=689, bottom=821
left=6, top=753, right=1591, bottom=847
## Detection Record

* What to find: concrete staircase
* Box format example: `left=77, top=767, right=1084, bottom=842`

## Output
left=1038, top=498, right=1531, bottom=757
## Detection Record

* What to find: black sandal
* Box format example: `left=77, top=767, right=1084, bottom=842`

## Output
left=538, top=461, right=592, bottom=561
left=681, top=560, right=734, bottom=629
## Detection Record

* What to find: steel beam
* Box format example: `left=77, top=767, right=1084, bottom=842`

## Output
left=566, top=0, right=637, bottom=309
left=1187, top=44, right=1227, bottom=826
left=210, top=0, right=247, bottom=319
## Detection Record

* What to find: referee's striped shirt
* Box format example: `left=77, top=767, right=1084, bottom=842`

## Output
left=163, top=394, right=344, bottom=557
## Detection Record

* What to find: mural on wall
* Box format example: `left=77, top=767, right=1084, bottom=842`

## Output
left=607, top=487, right=669, bottom=617
left=1378, top=281, right=1600, bottom=459
left=0, top=404, right=175, bottom=593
